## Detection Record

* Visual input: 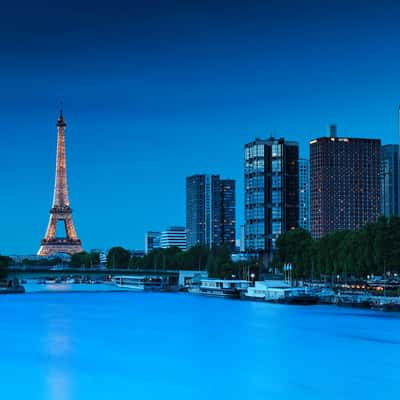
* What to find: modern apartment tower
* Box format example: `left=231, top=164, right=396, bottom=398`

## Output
left=310, top=128, right=381, bottom=239
left=186, top=175, right=236, bottom=250
left=244, top=137, right=299, bottom=259
left=220, top=179, right=236, bottom=249
left=298, top=158, right=310, bottom=231
left=381, top=144, right=400, bottom=217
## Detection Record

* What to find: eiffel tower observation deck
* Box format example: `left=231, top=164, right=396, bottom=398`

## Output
left=37, top=110, right=83, bottom=256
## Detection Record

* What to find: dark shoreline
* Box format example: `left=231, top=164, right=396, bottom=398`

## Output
left=0, top=286, right=25, bottom=295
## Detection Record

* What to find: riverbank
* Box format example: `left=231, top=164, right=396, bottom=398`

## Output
left=334, top=292, right=400, bottom=311
left=14, top=279, right=400, bottom=313
left=0, top=286, right=25, bottom=295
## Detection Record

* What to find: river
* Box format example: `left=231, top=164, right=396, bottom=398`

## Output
left=0, top=292, right=398, bottom=399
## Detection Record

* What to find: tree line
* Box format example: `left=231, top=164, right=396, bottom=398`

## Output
left=0, top=256, right=11, bottom=280
left=9, top=246, right=255, bottom=279
left=106, top=245, right=258, bottom=279
left=273, top=216, right=400, bottom=279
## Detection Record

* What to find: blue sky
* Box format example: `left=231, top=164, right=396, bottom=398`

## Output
left=1, top=0, right=400, bottom=253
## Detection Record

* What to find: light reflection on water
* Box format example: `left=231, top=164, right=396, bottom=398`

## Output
left=0, top=292, right=399, bottom=400
left=46, top=369, right=70, bottom=400
left=45, top=306, right=72, bottom=400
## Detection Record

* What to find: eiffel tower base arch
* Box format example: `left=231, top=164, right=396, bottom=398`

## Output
left=38, top=240, right=83, bottom=256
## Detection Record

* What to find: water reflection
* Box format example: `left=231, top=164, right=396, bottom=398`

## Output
left=1, top=293, right=399, bottom=400
left=44, top=311, right=72, bottom=400
left=46, top=368, right=70, bottom=400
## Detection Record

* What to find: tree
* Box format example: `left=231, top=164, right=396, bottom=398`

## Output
left=107, top=247, right=131, bottom=268
left=374, top=216, right=391, bottom=276
left=182, top=245, right=209, bottom=270
left=213, top=245, right=234, bottom=277
left=71, top=251, right=100, bottom=268
left=386, top=216, right=400, bottom=273
left=273, top=229, right=313, bottom=278
left=206, top=252, right=217, bottom=277
left=128, top=255, right=143, bottom=269
left=0, top=256, right=11, bottom=280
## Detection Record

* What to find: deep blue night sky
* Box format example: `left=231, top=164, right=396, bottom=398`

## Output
left=1, top=0, right=400, bottom=254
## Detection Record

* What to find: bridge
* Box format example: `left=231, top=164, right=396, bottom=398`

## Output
left=8, top=267, right=205, bottom=280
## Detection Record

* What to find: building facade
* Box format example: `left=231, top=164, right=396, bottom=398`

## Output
left=186, top=175, right=236, bottom=250
left=160, top=226, right=187, bottom=251
left=244, top=137, right=299, bottom=258
left=310, top=133, right=381, bottom=239
left=220, top=179, right=236, bottom=250
left=381, top=144, right=400, bottom=217
left=298, top=158, right=310, bottom=231
left=144, top=231, right=161, bottom=254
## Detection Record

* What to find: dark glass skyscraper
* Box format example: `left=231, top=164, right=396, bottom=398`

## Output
left=298, top=158, right=310, bottom=231
left=186, top=175, right=236, bottom=250
left=310, top=132, right=381, bottom=239
left=220, top=179, right=236, bottom=249
left=381, top=144, right=400, bottom=217
left=244, top=137, right=299, bottom=259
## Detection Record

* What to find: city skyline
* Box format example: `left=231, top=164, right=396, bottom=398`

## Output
left=2, top=1, right=400, bottom=253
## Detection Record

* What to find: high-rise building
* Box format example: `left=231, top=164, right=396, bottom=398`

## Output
left=220, top=179, right=236, bottom=250
left=160, top=226, right=187, bottom=251
left=310, top=129, right=381, bottom=239
left=186, top=175, right=236, bottom=250
left=244, top=137, right=299, bottom=259
left=144, top=231, right=161, bottom=254
left=381, top=144, right=400, bottom=217
left=239, top=225, right=245, bottom=252
left=298, top=158, right=310, bottom=231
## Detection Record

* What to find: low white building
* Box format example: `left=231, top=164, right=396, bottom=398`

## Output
left=160, top=226, right=187, bottom=251
left=189, top=278, right=249, bottom=298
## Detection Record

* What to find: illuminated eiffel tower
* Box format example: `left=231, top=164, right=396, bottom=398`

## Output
left=37, top=110, right=83, bottom=256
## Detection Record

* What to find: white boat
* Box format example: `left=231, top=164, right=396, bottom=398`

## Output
left=189, top=278, right=249, bottom=298
left=265, top=287, right=318, bottom=304
left=314, top=287, right=336, bottom=303
left=245, top=280, right=291, bottom=300
left=245, top=280, right=318, bottom=304
left=112, top=275, right=164, bottom=291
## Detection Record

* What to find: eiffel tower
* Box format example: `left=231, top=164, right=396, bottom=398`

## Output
left=37, top=110, right=83, bottom=256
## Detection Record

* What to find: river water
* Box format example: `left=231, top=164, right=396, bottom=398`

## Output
left=0, top=292, right=398, bottom=400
